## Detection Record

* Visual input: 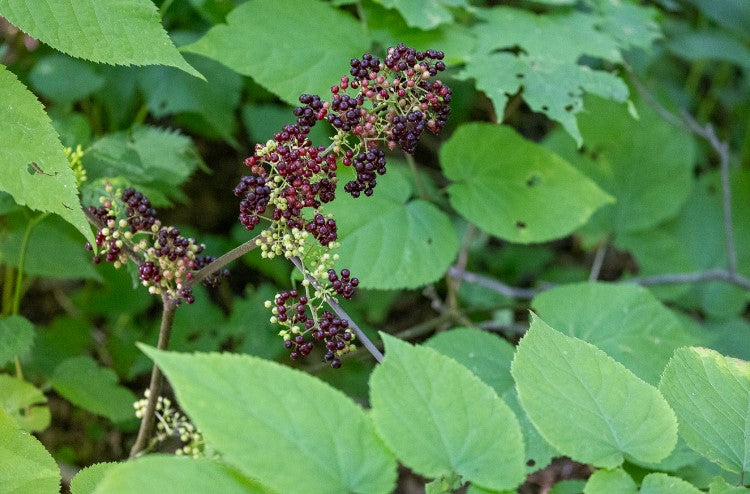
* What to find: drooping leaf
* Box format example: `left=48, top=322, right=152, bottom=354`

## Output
left=0, top=375, right=49, bottom=432
left=583, top=468, right=637, bottom=494
left=640, top=472, right=703, bottom=494
left=140, top=346, right=397, bottom=494
left=50, top=356, right=138, bottom=424
left=0, top=65, right=92, bottom=244
left=374, top=0, right=468, bottom=30
left=0, top=408, right=60, bottom=494
left=92, top=456, right=269, bottom=494
left=327, top=163, right=459, bottom=289
left=440, top=123, right=613, bottom=243
left=0, top=0, right=200, bottom=77
left=531, top=282, right=697, bottom=384
left=70, top=462, right=117, bottom=494
left=545, top=96, right=696, bottom=240
left=370, top=334, right=526, bottom=491
left=29, top=54, right=105, bottom=104
left=0, top=315, right=34, bottom=367
left=183, top=0, right=369, bottom=105
left=659, top=347, right=750, bottom=474
left=512, top=314, right=677, bottom=467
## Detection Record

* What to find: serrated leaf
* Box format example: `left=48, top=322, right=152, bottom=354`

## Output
left=70, top=462, right=117, bottom=494
left=545, top=96, right=696, bottom=238
left=374, top=0, right=467, bottom=30
left=327, top=163, right=459, bottom=289
left=140, top=346, right=397, bottom=494
left=440, top=123, right=613, bottom=243
left=511, top=314, right=677, bottom=467
left=0, top=315, right=34, bottom=367
left=0, top=407, right=60, bottom=494
left=370, top=334, right=526, bottom=491
left=583, top=468, right=637, bottom=494
left=92, top=456, right=269, bottom=494
left=0, top=65, right=93, bottom=244
left=659, top=347, right=750, bottom=474
left=0, top=374, right=50, bottom=432
left=183, top=0, right=368, bottom=105
left=29, top=54, right=105, bottom=104
left=532, top=282, right=697, bottom=384
left=640, top=472, right=703, bottom=494
left=82, top=125, right=204, bottom=206
left=50, top=356, right=137, bottom=424
left=0, top=0, right=201, bottom=78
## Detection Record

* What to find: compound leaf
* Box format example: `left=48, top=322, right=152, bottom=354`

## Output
left=0, top=65, right=92, bottom=244
left=0, top=408, right=60, bottom=494
left=659, top=347, right=750, bottom=474
left=441, top=123, right=613, bottom=243
left=512, top=314, right=677, bottom=467
left=0, top=0, right=200, bottom=78
left=370, top=334, right=526, bottom=491
left=141, top=346, right=397, bottom=494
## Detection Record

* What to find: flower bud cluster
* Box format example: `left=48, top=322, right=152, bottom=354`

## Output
left=134, top=390, right=210, bottom=458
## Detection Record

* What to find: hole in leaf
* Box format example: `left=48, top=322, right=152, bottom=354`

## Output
left=526, top=174, right=541, bottom=187
left=515, top=73, right=524, bottom=79
left=515, top=220, right=527, bottom=229
left=541, top=105, right=549, bottom=111
left=564, top=104, right=574, bottom=112
left=526, top=459, right=536, bottom=467
left=427, top=237, right=433, bottom=245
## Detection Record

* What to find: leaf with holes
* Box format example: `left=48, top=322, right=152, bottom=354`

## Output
left=512, top=314, right=677, bottom=467
left=183, top=0, right=368, bottom=105
left=0, top=0, right=200, bottom=77
left=440, top=123, right=613, bottom=244
left=659, top=347, right=750, bottom=474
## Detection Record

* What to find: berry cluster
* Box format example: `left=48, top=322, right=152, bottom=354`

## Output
left=85, top=184, right=227, bottom=304
left=134, top=391, right=211, bottom=458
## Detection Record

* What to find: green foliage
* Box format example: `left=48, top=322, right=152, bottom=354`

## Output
left=583, top=468, right=637, bottom=494
left=0, top=315, right=34, bottom=366
left=70, top=462, right=117, bottom=494
left=441, top=123, right=613, bottom=243
left=0, top=375, right=49, bottom=432
left=374, top=0, right=467, bottom=30
left=640, top=472, right=704, bottom=494
left=0, top=408, right=60, bottom=494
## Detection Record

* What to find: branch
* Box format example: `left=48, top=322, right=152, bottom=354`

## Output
left=288, top=256, right=384, bottom=363
left=129, top=294, right=178, bottom=458
left=627, top=269, right=750, bottom=291
left=448, top=267, right=539, bottom=299
left=184, top=234, right=263, bottom=289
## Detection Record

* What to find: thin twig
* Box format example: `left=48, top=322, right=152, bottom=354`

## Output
left=289, top=256, right=384, bottom=363
left=588, top=241, right=608, bottom=282
left=627, top=269, right=750, bottom=291
left=448, top=267, right=539, bottom=299
left=129, top=294, right=178, bottom=458
left=185, top=234, right=263, bottom=289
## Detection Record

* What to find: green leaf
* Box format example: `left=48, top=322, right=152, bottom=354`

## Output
left=0, top=0, right=201, bottom=78
left=92, top=456, right=269, bottom=494
left=183, top=0, right=368, bottom=105
left=29, top=54, right=105, bottom=104
left=220, top=284, right=285, bottom=359
left=370, top=334, right=526, bottom=491
left=83, top=125, right=204, bottom=206
left=140, top=346, right=397, bottom=494
left=0, top=407, right=60, bottom=494
left=328, top=163, right=459, bottom=289
left=668, top=30, right=750, bottom=70
left=708, top=476, right=750, bottom=494
left=640, top=472, right=703, bottom=494
left=502, top=389, right=558, bottom=474
left=440, top=123, right=613, bottom=243
left=549, top=479, right=587, bottom=494
left=583, top=468, right=637, bottom=494
left=0, top=315, right=34, bottom=367
left=374, top=0, right=467, bottom=30
left=659, top=347, right=750, bottom=474
left=70, top=462, right=117, bottom=494
left=0, top=65, right=93, bottom=244
left=545, top=96, right=696, bottom=239
left=532, top=282, right=697, bottom=385
left=511, top=314, right=678, bottom=467
left=50, top=356, right=138, bottom=424
left=0, top=375, right=50, bottom=432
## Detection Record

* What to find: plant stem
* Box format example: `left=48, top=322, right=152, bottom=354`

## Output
left=2, top=265, right=14, bottom=315
left=405, top=153, right=429, bottom=201
left=289, top=256, right=384, bottom=363
left=184, top=234, right=263, bottom=289
left=129, top=294, right=178, bottom=458
left=588, top=240, right=608, bottom=282
left=448, top=267, right=539, bottom=299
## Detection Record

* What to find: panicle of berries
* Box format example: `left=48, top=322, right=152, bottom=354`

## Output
left=85, top=183, right=226, bottom=304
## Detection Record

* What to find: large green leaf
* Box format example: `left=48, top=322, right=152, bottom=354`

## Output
left=141, top=346, right=397, bottom=494
left=50, top=356, right=137, bottom=424
left=0, top=408, right=60, bottom=494
left=440, top=123, right=613, bottom=243
left=659, top=347, right=750, bottom=474
left=0, top=65, right=92, bottom=244
left=545, top=96, right=696, bottom=240
left=0, top=0, right=200, bottom=78
left=532, top=282, right=697, bottom=384
left=70, top=462, right=117, bottom=494
left=0, top=375, right=50, bottom=432
left=583, top=468, right=637, bottom=494
left=183, top=0, right=368, bottom=105
left=374, top=0, right=467, bottom=30
left=29, top=54, right=105, bottom=104
left=370, top=334, right=526, bottom=491
left=640, top=473, right=703, bottom=494
left=512, top=314, right=677, bottom=467
left=328, top=163, right=459, bottom=289
left=92, top=456, right=269, bottom=494
left=0, top=315, right=34, bottom=367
